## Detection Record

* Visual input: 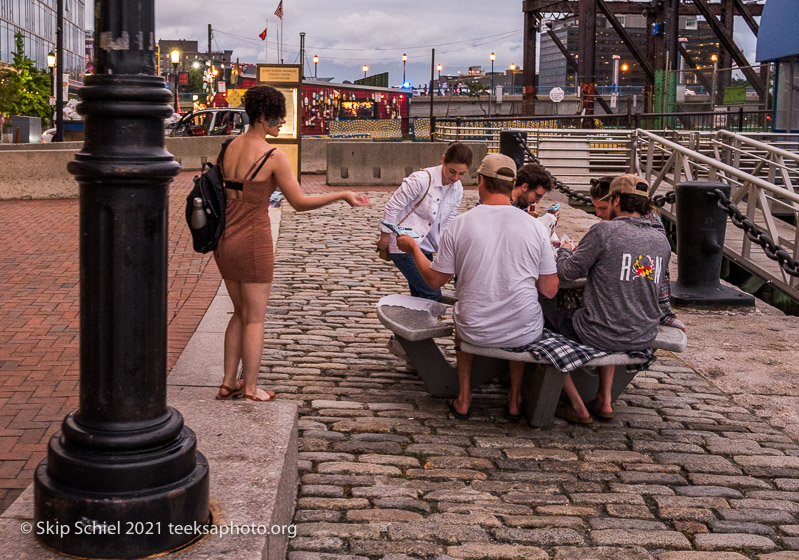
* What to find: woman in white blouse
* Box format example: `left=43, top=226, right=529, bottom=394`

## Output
left=376, top=142, right=473, bottom=300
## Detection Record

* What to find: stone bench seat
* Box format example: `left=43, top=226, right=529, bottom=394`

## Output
left=377, top=299, right=687, bottom=428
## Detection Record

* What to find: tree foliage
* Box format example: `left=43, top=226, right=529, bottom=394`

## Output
left=0, top=33, right=52, bottom=124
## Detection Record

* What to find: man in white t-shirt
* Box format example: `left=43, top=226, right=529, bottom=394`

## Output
left=397, top=154, right=559, bottom=421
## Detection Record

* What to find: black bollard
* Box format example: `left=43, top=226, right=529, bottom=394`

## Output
left=33, top=1, right=210, bottom=557
left=499, top=130, right=527, bottom=170
left=671, top=181, right=755, bottom=307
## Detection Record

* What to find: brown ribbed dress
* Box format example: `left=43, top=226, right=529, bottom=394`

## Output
left=213, top=150, right=277, bottom=283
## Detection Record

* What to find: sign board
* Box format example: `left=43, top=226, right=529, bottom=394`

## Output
left=49, top=96, right=56, bottom=106
left=713, top=107, right=728, bottom=129
left=723, top=85, right=746, bottom=105
left=218, top=81, right=226, bottom=93
left=549, top=86, right=565, bottom=103
left=256, top=64, right=302, bottom=181
left=226, top=89, right=244, bottom=108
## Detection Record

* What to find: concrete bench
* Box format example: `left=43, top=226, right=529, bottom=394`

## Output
left=377, top=303, right=686, bottom=428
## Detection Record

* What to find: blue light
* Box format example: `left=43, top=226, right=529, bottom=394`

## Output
left=402, top=81, right=411, bottom=89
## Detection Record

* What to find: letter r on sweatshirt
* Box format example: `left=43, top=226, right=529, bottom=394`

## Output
left=620, top=253, right=632, bottom=281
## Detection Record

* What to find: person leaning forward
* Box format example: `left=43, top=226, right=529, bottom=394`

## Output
left=396, top=154, right=559, bottom=421
left=548, top=174, right=671, bottom=424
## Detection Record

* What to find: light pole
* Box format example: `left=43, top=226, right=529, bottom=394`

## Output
left=363, top=64, right=368, bottom=79
left=711, top=53, right=719, bottom=110
left=489, top=52, right=495, bottom=117
left=47, top=51, right=56, bottom=128
left=170, top=49, right=180, bottom=113
left=313, top=54, right=318, bottom=79
left=437, top=63, right=442, bottom=94
left=54, top=0, right=64, bottom=142
left=402, top=53, right=407, bottom=86
left=612, top=55, right=620, bottom=94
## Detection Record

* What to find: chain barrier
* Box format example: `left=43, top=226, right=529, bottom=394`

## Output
left=513, top=134, right=594, bottom=205
left=710, top=189, right=799, bottom=278
left=652, top=191, right=676, bottom=208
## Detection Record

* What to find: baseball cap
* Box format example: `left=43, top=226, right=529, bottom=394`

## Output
left=600, top=174, right=650, bottom=200
left=473, top=153, right=517, bottom=183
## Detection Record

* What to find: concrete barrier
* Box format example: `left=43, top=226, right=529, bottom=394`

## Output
left=326, top=141, right=486, bottom=186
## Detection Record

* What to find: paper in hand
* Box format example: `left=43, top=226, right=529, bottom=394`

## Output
left=379, top=219, right=420, bottom=239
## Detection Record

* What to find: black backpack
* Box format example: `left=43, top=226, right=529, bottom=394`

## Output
left=185, top=138, right=234, bottom=253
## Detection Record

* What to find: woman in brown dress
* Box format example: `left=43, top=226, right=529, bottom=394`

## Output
left=214, top=86, right=370, bottom=402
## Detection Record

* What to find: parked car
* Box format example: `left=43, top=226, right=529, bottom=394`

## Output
left=170, top=108, right=248, bottom=137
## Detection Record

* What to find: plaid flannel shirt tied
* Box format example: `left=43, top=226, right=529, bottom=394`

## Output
left=504, top=329, right=656, bottom=373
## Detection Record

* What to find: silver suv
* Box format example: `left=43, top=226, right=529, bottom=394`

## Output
left=170, top=108, right=249, bottom=137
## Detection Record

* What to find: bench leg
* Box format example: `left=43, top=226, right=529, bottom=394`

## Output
left=569, top=364, right=638, bottom=403
left=521, top=363, right=566, bottom=428
left=395, top=336, right=458, bottom=397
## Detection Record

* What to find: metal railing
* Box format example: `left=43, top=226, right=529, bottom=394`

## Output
left=434, top=110, right=772, bottom=150
left=632, top=129, right=799, bottom=296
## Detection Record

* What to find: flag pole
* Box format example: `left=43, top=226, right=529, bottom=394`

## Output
left=265, top=20, right=268, bottom=63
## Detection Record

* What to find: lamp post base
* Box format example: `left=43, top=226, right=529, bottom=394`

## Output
left=34, top=426, right=209, bottom=559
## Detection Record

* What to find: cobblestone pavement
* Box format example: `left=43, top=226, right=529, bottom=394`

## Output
left=270, top=192, right=799, bottom=560
left=0, top=171, right=220, bottom=513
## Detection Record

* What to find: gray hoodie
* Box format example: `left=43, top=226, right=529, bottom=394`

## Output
left=556, top=216, right=671, bottom=351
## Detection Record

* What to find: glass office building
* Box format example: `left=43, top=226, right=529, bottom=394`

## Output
left=0, top=0, right=85, bottom=79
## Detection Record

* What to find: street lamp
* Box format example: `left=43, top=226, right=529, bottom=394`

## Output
left=170, top=49, right=180, bottom=113
left=402, top=53, right=407, bottom=85
left=47, top=52, right=56, bottom=128
left=489, top=52, right=495, bottom=117
left=363, top=64, right=368, bottom=78
left=437, top=63, right=442, bottom=94
left=710, top=53, right=719, bottom=110
left=612, top=54, right=620, bottom=93
left=313, top=54, right=318, bottom=79
left=510, top=63, right=516, bottom=95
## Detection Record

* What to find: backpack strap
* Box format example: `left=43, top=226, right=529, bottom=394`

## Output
left=247, top=148, right=278, bottom=181
left=216, top=137, right=236, bottom=179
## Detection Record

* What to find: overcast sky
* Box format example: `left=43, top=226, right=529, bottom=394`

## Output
left=88, top=1, right=760, bottom=86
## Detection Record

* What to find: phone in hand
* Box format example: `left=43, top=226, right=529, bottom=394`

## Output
left=379, top=219, right=420, bottom=239
left=545, top=203, right=560, bottom=213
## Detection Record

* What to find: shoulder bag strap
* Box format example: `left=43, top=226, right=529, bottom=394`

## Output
left=397, top=169, right=433, bottom=227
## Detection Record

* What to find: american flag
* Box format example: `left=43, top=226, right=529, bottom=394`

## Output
left=274, top=1, right=283, bottom=19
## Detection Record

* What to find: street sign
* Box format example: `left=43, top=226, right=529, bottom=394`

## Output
left=549, top=87, right=565, bottom=103
left=49, top=96, right=56, bottom=106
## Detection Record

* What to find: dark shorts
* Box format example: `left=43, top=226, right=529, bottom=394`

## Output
left=543, top=308, right=585, bottom=345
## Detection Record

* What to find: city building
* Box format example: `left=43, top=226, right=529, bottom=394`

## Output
left=0, top=0, right=86, bottom=79
left=157, top=39, right=232, bottom=76
left=538, top=13, right=719, bottom=91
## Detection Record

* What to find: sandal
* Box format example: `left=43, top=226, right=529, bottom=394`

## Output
left=216, top=381, right=244, bottom=400
left=554, top=405, right=593, bottom=425
left=243, top=389, right=276, bottom=402
left=504, top=403, right=522, bottom=422
left=586, top=399, right=614, bottom=420
left=446, top=398, right=471, bottom=420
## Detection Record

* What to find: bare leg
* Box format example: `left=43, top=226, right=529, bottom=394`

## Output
left=561, top=373, right=591, bottom=420
left=507, top=361, right=524, bottom=416
left=594, top=365, right=615, bottom=415
left=452, top=336, right=473, bottom=416
left=223, top=280, right=273, bottom=401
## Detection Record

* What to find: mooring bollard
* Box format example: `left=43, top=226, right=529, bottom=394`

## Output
left=499, top=130, right=527, bottom=170
left=671, top=181, right=755, bottom=307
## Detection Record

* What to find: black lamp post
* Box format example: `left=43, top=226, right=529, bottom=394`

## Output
left=47, top=52, right=55, bottom=128
left=402, top=53, right=407, bottom=85
left=54, top=0, right=64, bottom=142
left=33, top=1, right=209, bottom=557
left=437, top=63, right=442, bottom=94
left=313, top=54, right=318, bottom=79
left=510, top=63, right=517, bottom=95
left=171, top=49, right=180, bottom=112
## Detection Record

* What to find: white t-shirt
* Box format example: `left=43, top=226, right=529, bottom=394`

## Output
left=431, top=205, right=557, bottom=348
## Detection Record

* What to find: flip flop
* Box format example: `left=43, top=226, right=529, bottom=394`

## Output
left=215, top=382, right=244, bottom=400
left=504, top=403, right=521, bottom=422
left=243, top=390, right=276, bottom=402
left=554, top=405, right=593, bottom=425
left=446, top=398, right=471, bottom=420
left=586, top=400, right=614, bottom=420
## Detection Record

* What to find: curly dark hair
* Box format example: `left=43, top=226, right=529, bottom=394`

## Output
left=515, top=163, right=551, bottom=191
left=242, top=85, right=286, bottom=125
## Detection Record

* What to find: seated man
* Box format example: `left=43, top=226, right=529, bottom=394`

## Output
left=589, top=176, right=685, bottom=331
left=397, top=154, right=559, bottom=420
left=551, top=174, right=672, bottom=423
left=511, top=163, right=560, bottom=234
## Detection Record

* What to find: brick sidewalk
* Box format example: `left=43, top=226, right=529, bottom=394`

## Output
left=0, top=171, right=221, bottom=513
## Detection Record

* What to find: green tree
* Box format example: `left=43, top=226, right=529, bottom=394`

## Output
left=188, top=67, right=204, bottom=93
left=0, top=33, right=52, bottom=124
